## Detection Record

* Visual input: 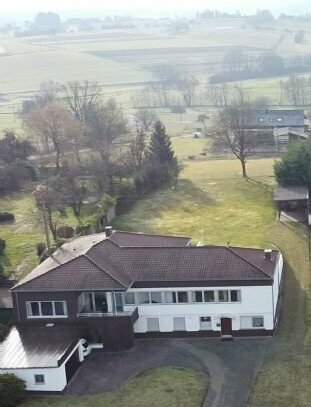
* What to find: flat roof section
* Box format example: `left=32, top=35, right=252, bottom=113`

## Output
left=274, top=186, right=309, bottom=202
left=0, top=325, right=80, bottom=369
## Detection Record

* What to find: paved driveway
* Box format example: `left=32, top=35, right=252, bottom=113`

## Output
left=66, top=337, right=269, bottom=407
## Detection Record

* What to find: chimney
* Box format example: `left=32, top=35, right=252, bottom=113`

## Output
left=105, top=226, right=113, bottom=237
left=264, top=249, right=272, bottom=260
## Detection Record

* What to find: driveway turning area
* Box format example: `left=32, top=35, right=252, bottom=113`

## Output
left=66, top=337, right=268, bottom=407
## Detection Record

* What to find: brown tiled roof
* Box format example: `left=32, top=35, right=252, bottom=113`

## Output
left=108, top=231, right=191, bottom=247
left=0, top=325, right=79, bottom=369
left=13, top=231, right=279, bottom=291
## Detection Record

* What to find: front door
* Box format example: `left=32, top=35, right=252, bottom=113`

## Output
left=220, top=318, right=232, bottom=336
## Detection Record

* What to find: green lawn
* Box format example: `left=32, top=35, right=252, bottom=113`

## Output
left=114, top=158, right=276, bottom=247
left=20, top=367, right=208, bottom=407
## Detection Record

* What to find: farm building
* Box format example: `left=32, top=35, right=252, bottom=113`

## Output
left=1, top=229, right=283, bottom=392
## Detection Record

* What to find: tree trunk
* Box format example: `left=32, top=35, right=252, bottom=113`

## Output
left=240, top=159, right=247, bottom=178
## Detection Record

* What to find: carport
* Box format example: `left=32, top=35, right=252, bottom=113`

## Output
left=274, top=186, right=309, bottom=222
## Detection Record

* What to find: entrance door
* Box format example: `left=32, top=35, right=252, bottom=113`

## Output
left=220, top=318, right=232, bottom=336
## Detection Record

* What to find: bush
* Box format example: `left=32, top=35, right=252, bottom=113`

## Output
left=76, top=223, right=93, bottom=236
left=0, top=238, right=6, bottom=254
left=0, top=213, right=15, bottom=222
left=36, top=242, right=46, bottom=257
left=0, top=374, right=26, bottom=407
left=56, top=225, right=74, bottom=239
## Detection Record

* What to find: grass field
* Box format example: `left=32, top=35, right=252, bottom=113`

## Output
left=20, top=367, right=208, bottom=407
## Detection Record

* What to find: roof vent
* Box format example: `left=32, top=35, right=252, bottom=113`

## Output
left=264, top=249, right=272, bottom=260
left=105, top=226, right=113, bottom=237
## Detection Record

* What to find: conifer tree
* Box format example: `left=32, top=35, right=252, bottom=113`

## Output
left=144, top=121, right=180, bottom=189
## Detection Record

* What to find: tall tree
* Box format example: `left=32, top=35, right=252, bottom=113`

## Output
left=215, top=88, right=256, bottom=178
left=23, top=102, right=73, bottom=171
left=135, top=109, right=158, bottom=132
left=63, top=80, right=101, bottom=122
left=144, top=121, right=180, bottom=189
left=85, top=99, right=127, bottom=192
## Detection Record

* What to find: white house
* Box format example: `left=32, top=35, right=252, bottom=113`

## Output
left=0, top=229, right=284, bottom=391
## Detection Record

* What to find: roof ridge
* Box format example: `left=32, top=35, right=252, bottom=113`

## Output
left=226, top=247, right=273, bottom=279
left=112, top=230, right=191, bottom=240
left=83, top=252, right=128, bottom=288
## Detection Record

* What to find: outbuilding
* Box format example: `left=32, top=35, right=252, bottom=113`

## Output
left=0, top=325, right=84, bottom=392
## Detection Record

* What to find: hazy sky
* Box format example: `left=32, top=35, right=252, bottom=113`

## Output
left=0, top=0, right=311, bottom=11
left=0, top=0, right=309, bottom=13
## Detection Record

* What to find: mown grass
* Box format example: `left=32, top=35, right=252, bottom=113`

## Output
left=114, top=158, right=276, bottom=247
left=21, top=367, right=208, bottom=407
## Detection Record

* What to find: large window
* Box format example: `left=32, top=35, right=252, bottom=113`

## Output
left=78, top=292, right=108, bottom=313
left=26, top=301, right=67, bottom=318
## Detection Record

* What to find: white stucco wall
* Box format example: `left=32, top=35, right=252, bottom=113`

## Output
left=0, top=342, right=84, bottom=392
left=125, top=285, right=276, bottom=333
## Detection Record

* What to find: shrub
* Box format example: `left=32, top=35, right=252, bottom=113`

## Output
left=36, top=242, right=46, bottom=257
left=56, top=225, right=74, bottom=239
left=0, top=213, right=15, bottom=222
left=0, top=238, right=6, bottom=254
left=76, top=223, right=93, bottom=236
left=0, top=374, right=26, bottom=407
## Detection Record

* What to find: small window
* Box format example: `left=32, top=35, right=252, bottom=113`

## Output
left=218, top=290, right=229, bottom=302
left=259, top=118, right=264, bottom=122
left=192, top=291, right=203, bottom=303
left=54, top=301, right=65, bottom=315
left=30, top=302, right=40, bottom=316
left=252, top=317, right=264, bottom=328
left=165, top=292, right=177, bottom=303
left=204, top=291, right=215, bottom=302
left=124, top=292, right=135, bottom=305
left=34, top=374, right=45, bottom=385
left=41, top=302, right=53, bottom=316
left=150, top=292, right=162, bottom=304
left=277, top=117, right=283, bottom=122
left=137, top=292, right=150, bottom=304
left=230, top=290, right=241, bottom=302
left=177, top=292, right=188, bottom=303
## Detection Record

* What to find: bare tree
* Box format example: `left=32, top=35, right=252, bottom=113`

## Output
left=215, top=88, right=256, bottom=178
left=208, top=83, right=229, bottom=107
left=85, top=99, right=127, bottom=192
left=176, top=74, right=198, bottom=107
left=63, top=80, right=101, bottom=121
left=282, top=74, right=306, bottom=106
left=135, top=109, right=158, bottom=132
left=152, top=64, right=178, bottom=107
left=23, top=102, right=73, bottom=171
left=223, top=48, right=248, bottom=73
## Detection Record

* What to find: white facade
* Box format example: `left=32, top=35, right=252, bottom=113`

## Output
left=0, top=341, right=84, bottom=392
left=124, top=254, right=283, bottom=335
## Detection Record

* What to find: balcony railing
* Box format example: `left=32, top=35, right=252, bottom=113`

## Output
left=78, top=309, right=137, bottom=318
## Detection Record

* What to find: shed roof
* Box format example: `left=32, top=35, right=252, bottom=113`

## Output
left=0, top=325, right=79, bottom=369
left=274, top=186, right=309, bottom=202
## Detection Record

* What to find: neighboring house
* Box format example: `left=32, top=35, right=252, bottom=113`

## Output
left=240, top=109, right=307, bottom=148
left=0, top=229, right=284, bottom=392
